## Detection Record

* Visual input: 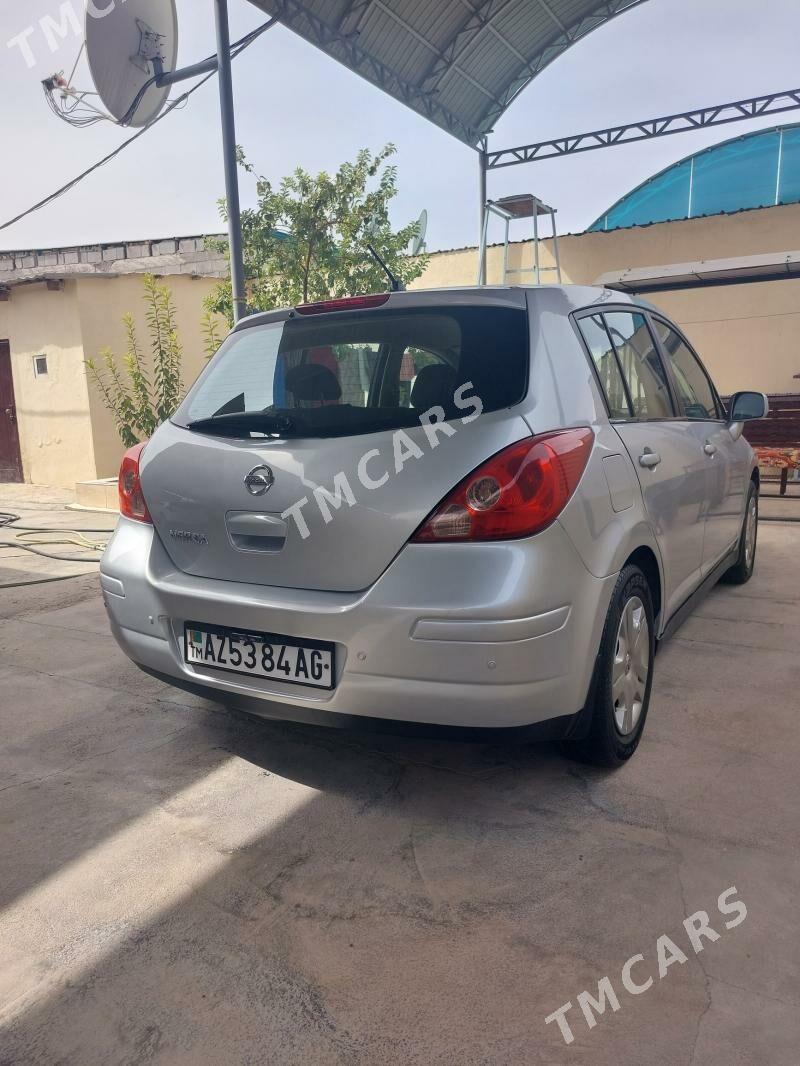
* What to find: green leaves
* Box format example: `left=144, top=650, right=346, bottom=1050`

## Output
left=207, top=143, right=429, bottom=320
left=144, top=274, right=183, bottom=424
left=201, top=307, right=224, bottom=361
left=85, top=274, right=185, bottom=446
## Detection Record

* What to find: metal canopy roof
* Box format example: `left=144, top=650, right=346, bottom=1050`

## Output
left=590, top=123, right=800, bottom=232
left=249, top=0, right=649, bottom=147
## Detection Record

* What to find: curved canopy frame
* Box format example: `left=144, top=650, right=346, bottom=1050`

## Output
left=249, top=0, right=649, bottom=147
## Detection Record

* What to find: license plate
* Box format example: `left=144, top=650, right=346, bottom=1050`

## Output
left=184, top=623, right=335, bottom=690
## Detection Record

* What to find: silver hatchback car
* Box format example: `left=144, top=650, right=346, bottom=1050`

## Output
left=101, top=286, right=768, bottom=765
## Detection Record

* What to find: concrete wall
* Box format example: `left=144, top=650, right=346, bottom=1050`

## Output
left=0, top=282, right=97, bottom=488
left=76, top=275, right=220, bottom=479
left=634, top=280, right=800, bottom=394
left=412, top=202, right=800, bottom=396
left=3, top=203, right=800, bottom=487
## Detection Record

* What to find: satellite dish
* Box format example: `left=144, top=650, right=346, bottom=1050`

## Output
left=85, top=0, right=178, bottom=127
left=411, top=209, right=428, bottom=255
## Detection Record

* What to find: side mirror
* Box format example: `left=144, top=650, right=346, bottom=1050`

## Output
left=729, top=391, right=770, bottom=422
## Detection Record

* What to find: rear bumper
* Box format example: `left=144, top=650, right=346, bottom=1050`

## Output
left=101, top=517, right=617, bottom=730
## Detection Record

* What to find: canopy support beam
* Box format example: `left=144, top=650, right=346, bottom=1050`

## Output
left=478, top=137, right=488, bottom=284
left=486, top=87, right=800, bottom=169
left=214, top=0, right=247, bottom=322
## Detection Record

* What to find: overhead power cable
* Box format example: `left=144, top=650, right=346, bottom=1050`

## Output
left=0, top=18, right=276, bottom=235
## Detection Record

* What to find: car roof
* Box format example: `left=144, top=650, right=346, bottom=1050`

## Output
left=234, top=285, right=640, bottom=333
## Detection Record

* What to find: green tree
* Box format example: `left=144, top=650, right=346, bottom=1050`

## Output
left=86, top=274, right=184, bottom=446
left=207, top=144, right=429, bottom=322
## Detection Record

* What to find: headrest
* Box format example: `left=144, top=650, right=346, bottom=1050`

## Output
left=285, top=363, right=342, bottom=403
left=410, top=364, right=457, bottom=410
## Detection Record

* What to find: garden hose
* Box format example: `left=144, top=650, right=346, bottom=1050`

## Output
left=0, top=512, right=112, bottom=589
left=13, top=529, right=108, bottom=554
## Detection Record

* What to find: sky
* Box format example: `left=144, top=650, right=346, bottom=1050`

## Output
left=1, top=0, right=800, bottom=254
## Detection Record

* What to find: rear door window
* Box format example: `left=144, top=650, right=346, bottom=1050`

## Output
left=175, top=305, right=528, bottom=438
left=651, top=320, right=721, bottom=420
left=603, top=311, right=674, bottom=419
left=577, top=314, right=632, bottom=419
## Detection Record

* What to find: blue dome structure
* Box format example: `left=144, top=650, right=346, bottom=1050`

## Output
left=589, top=124, right=800, bottom=232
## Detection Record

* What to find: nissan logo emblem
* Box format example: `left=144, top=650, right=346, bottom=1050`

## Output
left=244, top=465, right=275, bottom=496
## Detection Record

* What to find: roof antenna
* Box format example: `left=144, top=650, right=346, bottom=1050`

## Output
left=365, top=242, right=404, bottom=292
left=364, top=215, right=404, bottom=292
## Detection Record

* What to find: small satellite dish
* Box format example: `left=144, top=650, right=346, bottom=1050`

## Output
left=85, top=0, right=178, bottom=127
left=410, top=209, right=428, bottom=255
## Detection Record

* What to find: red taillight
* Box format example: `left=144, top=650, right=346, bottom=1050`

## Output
left=295, top=293, right=390, bottom=315
left=118, top=442, right=151, bottom=523
left=412, top=429, right=594, bottom=543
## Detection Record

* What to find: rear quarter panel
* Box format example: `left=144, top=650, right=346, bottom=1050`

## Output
left=524, top=289, right=665, bottom=608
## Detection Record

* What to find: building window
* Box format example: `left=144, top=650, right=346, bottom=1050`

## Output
left=33, top=354, right=48, bottom=377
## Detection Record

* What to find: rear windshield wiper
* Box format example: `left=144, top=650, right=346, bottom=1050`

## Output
left=186, top=411, right=297, bottom=437
left=184, top=405, right=427, bottom=439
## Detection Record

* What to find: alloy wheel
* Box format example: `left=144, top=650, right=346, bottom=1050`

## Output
left=744, top=495, right=757, bottom=570
left=611, top=596, right=650, bottom=736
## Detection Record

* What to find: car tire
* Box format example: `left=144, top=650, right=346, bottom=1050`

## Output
left=722, top=481, right=758, bottom=586
left=563, top=564, right=655, bottom=768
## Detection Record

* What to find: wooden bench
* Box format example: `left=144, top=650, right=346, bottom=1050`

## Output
left=722, top=393, right=800, bottom=496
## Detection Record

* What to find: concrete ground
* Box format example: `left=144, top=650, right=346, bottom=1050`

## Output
left=0, top=487, right=798, bottom=1065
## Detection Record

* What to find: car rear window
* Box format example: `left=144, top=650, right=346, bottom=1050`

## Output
left=173, top=305, right=528, bottom=439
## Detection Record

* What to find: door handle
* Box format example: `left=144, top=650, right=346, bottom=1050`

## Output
left=638, top=449, right=661, bottom=469
left=704, top=442, right=717, bottom=457
left=4, top=407, right=15, bottom=423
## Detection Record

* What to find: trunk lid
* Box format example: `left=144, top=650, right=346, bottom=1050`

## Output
left=140, top=292, right=531, bottom=593
left=140, top=412, right=531, bottom=592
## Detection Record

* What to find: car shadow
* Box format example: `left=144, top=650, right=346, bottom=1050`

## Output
left=0, top=702, right=630, bottom=1064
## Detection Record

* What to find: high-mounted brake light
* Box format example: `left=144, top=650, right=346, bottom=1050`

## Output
left=118, top=442, right=151, bottom=524
left=295, top=293, right=391, bottom=315
left=412, top=428, right=594, bottom=543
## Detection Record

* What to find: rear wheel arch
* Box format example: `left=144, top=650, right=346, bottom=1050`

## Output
left=624, top=546, right=662, bottom=632
left=563, top=561, right=656, bottom=766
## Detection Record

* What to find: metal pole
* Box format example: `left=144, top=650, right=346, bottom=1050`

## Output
left=550, top=208, right=562, bottom=284
left=477, top=206, right=491, bottom=285
left=214, top=0, right=247, bottom=322
left=502, top=217, right=509, bottom=285
left=478, top=137, right=488, bottom=286
left=533, top=207, right=540, bottom=284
